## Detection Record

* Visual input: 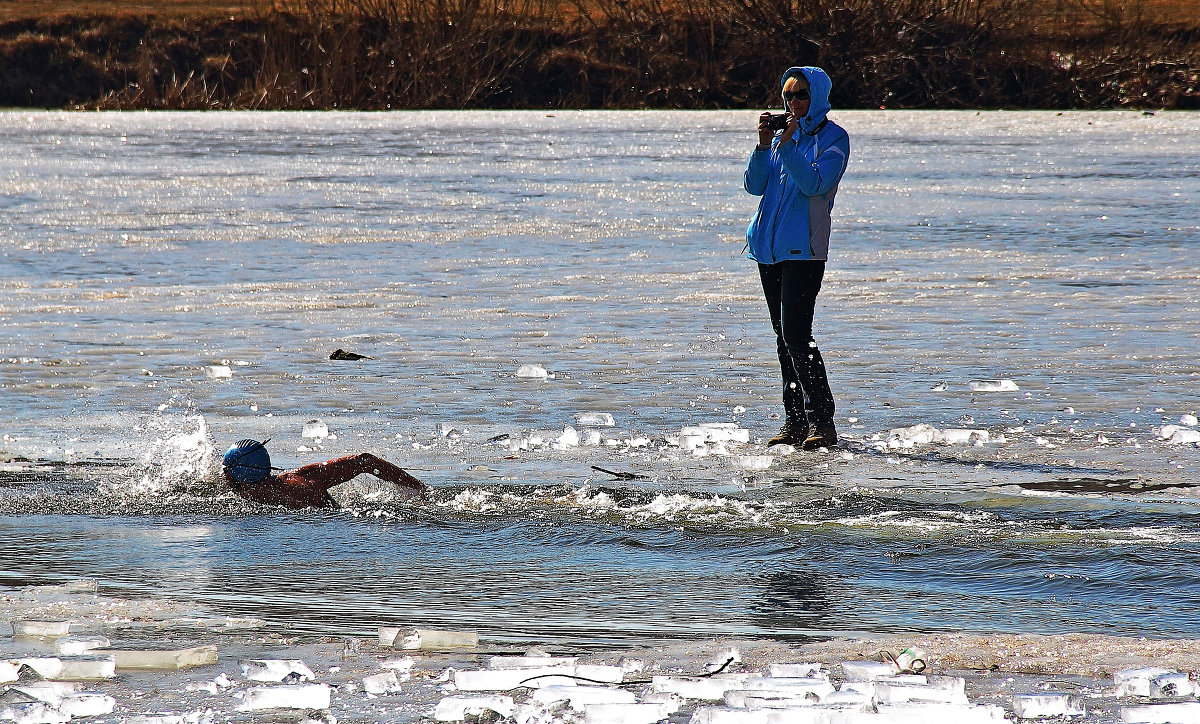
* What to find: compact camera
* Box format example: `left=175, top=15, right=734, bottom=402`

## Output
left=765, top=113, right=791, bottom=131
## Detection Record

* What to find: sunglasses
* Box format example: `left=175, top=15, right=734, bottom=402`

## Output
left=783, top=89, right=810, bottom=101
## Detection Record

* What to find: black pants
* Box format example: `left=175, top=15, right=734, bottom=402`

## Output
left=758, top=260, right=835, bottom=427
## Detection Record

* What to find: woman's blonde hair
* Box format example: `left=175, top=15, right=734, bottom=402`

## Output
left=782, top=76, right=806, bottom=93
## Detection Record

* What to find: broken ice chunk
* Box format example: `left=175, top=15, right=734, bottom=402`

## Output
left=969, top=379, right=1019, bottom=392
left=515, top=364, right=549, bottom=379
left=735, top=455, right=773, bottom=471
left=650, top=674, right=749, bottom=701
left=378, top=627, right=478, bottom=650
left=454, top=666, right=575, bottom=691
left=54, top=636, right=110, bottom=656
left=12, top=621, right=71, bottom=638
left=362, top=670, right=402, bottom=695
left=531, top=685, right=637, bottom=711
left=203, top=365, right=232, bottom=379
left=841, top=661, right=898, bottom=681
left=302, top=420, right=329, bottom=439
left=0, top=661, right=21, bottom=683
left=0, top=702, right=69, bottom=724
left=1150, top=672, right=1196, bottom=698
left=488, top=656, right=578, bottom=670
left=433, top=695, right=515, bottom=722
left=583, top=701, right=677, bottom=724
left=240, top=659, right=316, bottom=683
left=1121, top=702, right=1200, bottom=723
left=1115, top=667, right=1177, bottom=697
left=576, top=412, right=615, bottom=427
left=58, top=692, right=116, bottom=718
left=766, top=663, right=824, bottom=679
left=552, top=426, right=580, bottom=450
left=1181, top=414, right=1199, bottom=426
left=1013, top=692, right=1086, bottom=718
left=107, top=645, right=217, bottom=670
left=237, top=683, right=331, bottom=711
left=57, top=655, right=116, bottom=680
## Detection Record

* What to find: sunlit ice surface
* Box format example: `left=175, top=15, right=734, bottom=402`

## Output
left=0, top=110, right=1197, bottom=647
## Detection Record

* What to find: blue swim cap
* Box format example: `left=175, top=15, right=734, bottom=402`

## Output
left=223, top=439, right=271, bottom=485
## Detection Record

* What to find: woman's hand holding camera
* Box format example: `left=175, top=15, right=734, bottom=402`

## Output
left=758, top=112, right=798, bottom=149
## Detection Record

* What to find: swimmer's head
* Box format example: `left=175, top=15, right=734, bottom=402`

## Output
left=222, top=439, right=271, bottom=485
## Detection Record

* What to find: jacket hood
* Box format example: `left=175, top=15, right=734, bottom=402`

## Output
left=781, top=66, right=833, bottom=135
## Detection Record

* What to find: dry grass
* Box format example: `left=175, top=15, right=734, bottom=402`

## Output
left=0, top=0, right=1196, bottom=109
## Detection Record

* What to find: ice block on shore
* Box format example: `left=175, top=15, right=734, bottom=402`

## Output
left=11, top=621, right=71, bottom=638
left=0, top=702, right=69, bottom=724
left=841, top=661, right=898, bottom=681
left=0, top=660, right=20, bottom=683
left=54, top=635, right=110, bottom=655
left=488, top=655, right=578, bottom=669
left=379, top=627, right=478, bottom=650
left=1122, top=703, right=1200, bottom=723
left=57, top=655, right=116, bottom=680
left=690, top=709, right=772, bottom=724
left=105, top=645, right=217, bottom=670
left=767, top=663, right=825, bottom=678
left=651, top=674, right=750, bottom=701
left=363, top=670, right=402, bottom=695
left=237, top=683, right=331, bottom=711
left=433, top=695, right=515, bottom=721
left=1115, top=667, right=1177, bottom=697
left=58, top=691, right=116, bottom=718
left=1150, top=671, right=1196, bottom=697
left=1013, top=693, right=1086, bottom=718
left=531, top=685, right=637, bottom=711
left=454, top=665, right=576, bottom=691
left=240, top=659, right=314, bottom=682
left=583, top=701, right=676, bottom=724
left=969, top=379, right=1018, bottom=392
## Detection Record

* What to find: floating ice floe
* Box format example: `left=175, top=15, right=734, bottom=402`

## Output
left=576, top=412, right=615, bottom=427
left=1181, top=414, right=1199, bottom=426
left=203, top=365, right=232, bottom=379
left=302, top=419, right=329, bottom=439
left=236, top=684, right=331, bottom=711
left=968, top=379, right=1019, bottom=392
left=515, top=364, right=549, bottom=379
left=1013, top=692, right=1086, bottom=718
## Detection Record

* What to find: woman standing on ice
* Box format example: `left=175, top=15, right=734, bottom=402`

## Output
left=744, top=66, right=850, bottom=450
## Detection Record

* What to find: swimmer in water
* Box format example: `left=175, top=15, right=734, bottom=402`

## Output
left=221, top=439, right=426, bottom=509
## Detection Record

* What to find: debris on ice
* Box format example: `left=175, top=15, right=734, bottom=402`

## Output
left=707, top=648, right=742, bottom=673
left=515, top=364, right=549, bottom=379
left=968, top=379, right=1019, bottom=392
left=576, top=412, right=615, bottom=427
left=302, top=420, right=329, bottom=439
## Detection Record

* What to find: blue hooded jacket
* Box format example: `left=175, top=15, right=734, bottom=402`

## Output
left=744, top=66, right=850, bottom=263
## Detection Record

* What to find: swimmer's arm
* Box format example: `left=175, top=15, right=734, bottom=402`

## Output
left=289, top=453, right=427, bottom=496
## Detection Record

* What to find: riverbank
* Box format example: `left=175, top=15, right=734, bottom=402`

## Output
left=4, top=581, right=1200, bottom=723
left=0, top=0, right=1196, bottom=110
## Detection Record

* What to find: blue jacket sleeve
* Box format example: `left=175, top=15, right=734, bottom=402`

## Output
left=743, top=147, right=771, bottom=196
left=777, top=132, right=849, bottom=197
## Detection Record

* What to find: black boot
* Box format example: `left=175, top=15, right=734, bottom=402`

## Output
left=767, top=419, right=809, bottom=447
left=802, top=423, right=838, bottom=450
